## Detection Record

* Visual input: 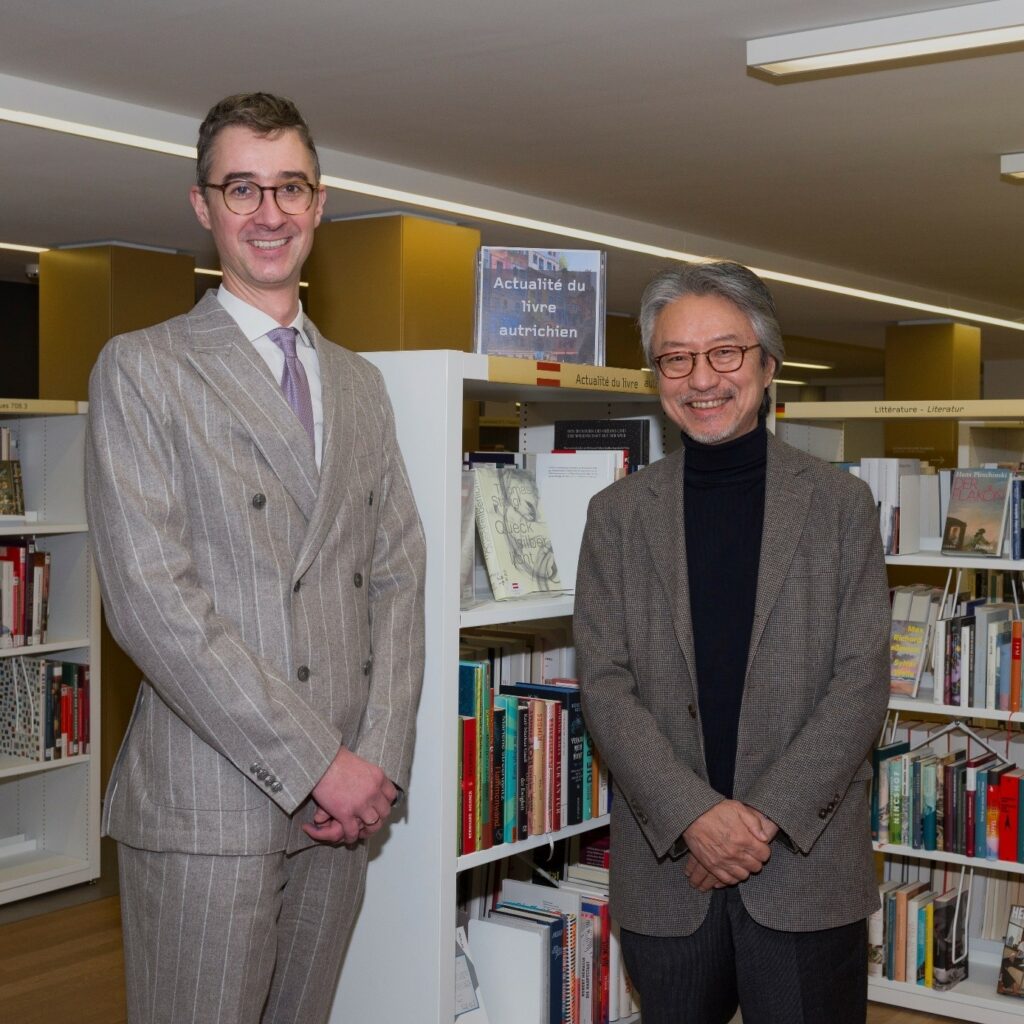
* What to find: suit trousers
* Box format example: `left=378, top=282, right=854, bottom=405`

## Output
left=619, top=887, right=868, bottom=1024
left=117, top=839, right=368, bottom=1024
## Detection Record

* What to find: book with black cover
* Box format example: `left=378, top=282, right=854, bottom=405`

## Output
left=552, top=418, right=650, bottom=471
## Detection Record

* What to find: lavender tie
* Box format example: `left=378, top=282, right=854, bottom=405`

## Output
left=267, top=327, right=315, bottom=447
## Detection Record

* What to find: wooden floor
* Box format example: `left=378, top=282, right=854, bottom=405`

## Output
left=0, top=894, right=952, bottom=1024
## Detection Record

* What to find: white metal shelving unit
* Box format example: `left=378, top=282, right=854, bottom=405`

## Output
left=0, top=400, right=101, bottom=904
left=784, top=398, right=1024, bottom=1022
left=329, top=351, right=657, bottom=1024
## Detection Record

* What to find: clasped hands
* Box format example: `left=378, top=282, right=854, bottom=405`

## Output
left=682, top=799, right=778, bottom=892
left=303, top=746, right=397, bottom=845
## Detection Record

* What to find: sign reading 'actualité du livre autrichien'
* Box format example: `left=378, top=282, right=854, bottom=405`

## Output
left=474, top=248, right=607, bottom=365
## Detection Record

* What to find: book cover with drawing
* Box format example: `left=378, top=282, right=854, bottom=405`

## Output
left=998, top=903, right=1024, bottom=997
left=472, top=466, right=562, bottom=600
left=941, top=468, right=1012, bottom=557
left=932, top=885, right=970, bottom=990
left=475, top=248, right=606, bottom=365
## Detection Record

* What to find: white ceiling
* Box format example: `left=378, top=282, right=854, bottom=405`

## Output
left=3, top=0, right=1024, bottom=360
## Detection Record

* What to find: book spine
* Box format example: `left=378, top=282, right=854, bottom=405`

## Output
left=491, top=706, right=505, bottom=848
left=987, top=777, right=1002, bottom=859
left=517, top=698, right=530, bottom=841
left=1012, top=619, right=1023, bottom=713
left=965, top=767, right=976, bottom=859
left=999, top=773, right=1020, bottom=862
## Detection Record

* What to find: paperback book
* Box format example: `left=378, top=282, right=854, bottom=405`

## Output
left=998, top=903, right=1024, bottom=997
left=472, top=466, right=562, bottom=600
left=941, top=468, right=1012, bottom=558
left=475, top=248, right=606, bottom=365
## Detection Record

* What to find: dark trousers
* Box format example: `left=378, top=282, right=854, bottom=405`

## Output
left=619, top=888, right=867, bottom=1024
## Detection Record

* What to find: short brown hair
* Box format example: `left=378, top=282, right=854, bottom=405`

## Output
left=196, top=93, right=320, bottom=186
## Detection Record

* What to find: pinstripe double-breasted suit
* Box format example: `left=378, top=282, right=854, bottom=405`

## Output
left=575, top=433, right=890, bottom=937
left=85, top=291, right=425, bottom=1018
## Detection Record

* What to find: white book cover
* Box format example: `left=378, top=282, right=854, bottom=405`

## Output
left=533, top=449, right=625, bottom=591
left=468, top=916, right=548, bottom=1024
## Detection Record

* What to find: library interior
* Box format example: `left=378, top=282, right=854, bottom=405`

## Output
left=3, top=2, right=1024, bottom=1022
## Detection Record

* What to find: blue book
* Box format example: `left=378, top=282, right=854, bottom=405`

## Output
left=922, top=759, right=937, bottom=851
left=998, top=635, right=1013, bottom=711
left=976, top=767, right=989, bottom=857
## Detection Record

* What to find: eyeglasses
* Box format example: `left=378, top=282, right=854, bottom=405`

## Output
left=653, top=343, right=761, bottom=379
left=202, top=178, right=318, bottom=215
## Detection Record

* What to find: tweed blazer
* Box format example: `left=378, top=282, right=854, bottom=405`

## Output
left=85, top=292, right=426, bottom=856
left=575, top=432, right=890, bottom=935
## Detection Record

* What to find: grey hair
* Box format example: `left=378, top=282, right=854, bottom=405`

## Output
left=638, top=261, right=784, bottom=419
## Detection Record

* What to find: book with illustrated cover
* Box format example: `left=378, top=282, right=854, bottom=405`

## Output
left=941, top=468, right=1012, bottom=557
left=933, top=885, right=970, bottom=991
left=472, top=466, right=562, bottom=600
left=998, top=903, right=1024, bottom=997
left=475, top=248, right=606, bottom=365
left=0, top=460, right=24, bottom=516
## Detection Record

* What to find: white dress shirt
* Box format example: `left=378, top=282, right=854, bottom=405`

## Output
left=216, top=285, right=324, bottom=469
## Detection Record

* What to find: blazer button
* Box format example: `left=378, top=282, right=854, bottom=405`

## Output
left=297, top=665, right=311, bottom=682
left=272, top=782, right=283, bottom=793
left=293, top=580, right=301, bottom=593
left=687, top=704, right=697, bottom=719
left=249, top=763, right=260, bottom=775
left=362, top=658, right=372, bottom=675
left=353, top=572, right=363, bottom=588
left=252, top=493, right=267, bottom=510
left=818, top=808, right=828, bottom=819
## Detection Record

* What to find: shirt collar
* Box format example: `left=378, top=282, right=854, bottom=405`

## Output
left=216, top=284, right=311, bottom=348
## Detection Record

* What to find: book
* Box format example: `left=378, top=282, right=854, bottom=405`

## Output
left=468, top=916, right=548, bottom=1024
left=941, top=468, right=1012, bottom=557
left=933, top=886, right=970, bottom=991
left=552, top=418, right=650, bottom=471
left=491, top=902, right=564, bottom=1024
left=532, top=450, right=625, bottom=591
left=475, top=248, right=607, bottom=365
left=998, top=904, right=1024, bottom=997
left=0, top=460, right=24, bottom=515
left=472, top=466, right=563, bottom=600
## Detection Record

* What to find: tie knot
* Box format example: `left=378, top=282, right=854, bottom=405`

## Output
left=268, top=326, right=299, bottom=359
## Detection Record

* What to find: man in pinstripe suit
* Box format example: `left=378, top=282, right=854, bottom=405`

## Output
left=575, top=262, right=890, bottom=1023
left=85, top=94, right=426, bottom=1023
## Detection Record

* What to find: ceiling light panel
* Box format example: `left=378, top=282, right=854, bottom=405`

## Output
left=748, top=1, right=1024, bottom=76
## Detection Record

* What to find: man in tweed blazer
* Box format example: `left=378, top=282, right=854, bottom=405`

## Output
left=85, top=94, right=425, bottom=1024
left=575, top=261, right=889, bottom=1023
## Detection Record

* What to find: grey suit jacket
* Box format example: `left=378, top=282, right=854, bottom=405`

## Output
left=575, top=432, right=890, bottom=935
left=86, top=292, right=426, bottom=856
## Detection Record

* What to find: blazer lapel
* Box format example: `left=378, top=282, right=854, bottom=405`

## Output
left=745, top=434, right=814, bottom=677
left=183, top=293, right=319, bottom=519
left=293, top=324, right=355, bottom=582
left=638, top=450, right=699, bottom=688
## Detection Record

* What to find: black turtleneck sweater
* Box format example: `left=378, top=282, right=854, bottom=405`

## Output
left=683, top=421, right=767, bottom=799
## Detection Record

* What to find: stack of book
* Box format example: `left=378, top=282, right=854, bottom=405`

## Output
left=0, top=540, right=51, bottom=648
left=873, top=739, right=1024, bottom=863
left=869, top=877, right=969, bottom=991
left=458, top=625, right=608, bottom=855
left=0, top=656, right=90, bottom=762
left=466, top=835, right=638, bottom=1023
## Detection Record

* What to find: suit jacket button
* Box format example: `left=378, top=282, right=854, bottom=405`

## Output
left=687, top=703, right=697, bottom=719
left=297, top=665, right=311, bottom=682
left=362, top=659, right=372, bottom=675
left=353, top=572, right=363, bottom=588
left=293, top=580, right=301, bottom=593
left=818, top=808, right=828, bottom=819
left=252, top=493, right=266, bottom=510
left=249, top=763, right=260, bottom=775
left=272, top=782, right=283, bottom=793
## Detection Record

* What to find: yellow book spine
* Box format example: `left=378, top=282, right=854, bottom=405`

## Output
left=924, top=903, right=934, bottom=987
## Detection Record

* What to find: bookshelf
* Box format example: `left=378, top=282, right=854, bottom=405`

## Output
left=784, top=398, right=1024, bottom=1022
left=329, top=352, right=654, bottom=1024
left=0, top=401, right=100, bottom=904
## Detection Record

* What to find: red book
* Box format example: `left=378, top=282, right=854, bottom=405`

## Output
left=459, top=716, right=477, bottom=854
left=549, top=701, right=562, bottom=833
left=480, top=706, right=494, bottom=851
left=80, top=665, right=91, bottom=754
left=1012, top=620, right=1023, bottom=712
left=999, top=768, right=1023, bottom=862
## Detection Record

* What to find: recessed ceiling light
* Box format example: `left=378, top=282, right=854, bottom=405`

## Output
left=0, top=242, right=48, bottom=254
left=774, top=378, right=808, bottom=386
left=748, top=1, right=1024, bottom=77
